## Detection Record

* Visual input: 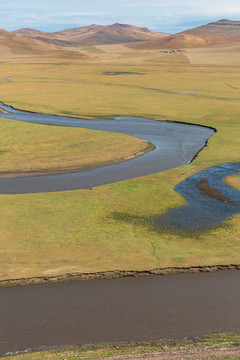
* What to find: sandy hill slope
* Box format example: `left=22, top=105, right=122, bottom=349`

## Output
left=13, top=28, right=77, bottom=47
left=12, top=24, right=168, bottom=46
left=0, top=28, right=89, bottom=62
left=184, top=19, right=240, bottom=36
left=13, top=28, right=55, bottom=39
left=0, top=28, right=60, bottom=54
left=128, top=19, right=240, bottom=50
left=53, top=23, right=168, bottom=43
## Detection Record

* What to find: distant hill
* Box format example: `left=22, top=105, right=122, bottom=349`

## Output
left=5, top=20, right=240, bottom=59
left=184, top=19, right=240, bottom=36
left=0, top=28, right=88, bottom=59
left=0, top=29, right=59, bottom=54
left=127, top=19, right=240, bottom=50
left=13, top=23, right=168, bottom=46
left=0, top=29, right=13, bottom=38
left=13, top=28, right=55, bottom=39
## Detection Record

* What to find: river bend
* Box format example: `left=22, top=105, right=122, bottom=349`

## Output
left=0, top=102, right=215, bottom=194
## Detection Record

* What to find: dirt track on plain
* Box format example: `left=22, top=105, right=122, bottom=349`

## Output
left=99, top=346, right=240, bottom=359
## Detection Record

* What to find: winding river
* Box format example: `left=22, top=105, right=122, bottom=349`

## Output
left=0, top=101, right=215, bottom=194
left=0, top=102, right=240, bottom=355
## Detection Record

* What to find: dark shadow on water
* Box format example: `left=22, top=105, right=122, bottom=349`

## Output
left=109, top=163, right=240, bottom=234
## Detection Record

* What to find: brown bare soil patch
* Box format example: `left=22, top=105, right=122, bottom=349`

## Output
left=196, top=177, right=236, bottom=204
left=1, top=264, right=240, bottom=287
left=98, top=346, right=240, bottom=359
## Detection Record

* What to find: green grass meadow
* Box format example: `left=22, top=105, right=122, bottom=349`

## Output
left=0, top=117, right=148, bottom=174
left=0, top=63, right=239, bottom=280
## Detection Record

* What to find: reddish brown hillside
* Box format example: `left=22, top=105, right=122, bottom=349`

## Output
left=0, top=29, right=13, bottom=38
left=53, top=23, right=167, bottom=43
left=11, top=24, right=168, bottom=47
left=127, top=19, right=240, bottom=50
left=0, top=29, right=88, bottom=59
left=0, top=29, right=60, bottom=54
left=13, top=28, right=55, bottom=39
left=184, top=19, right=240, bottom=36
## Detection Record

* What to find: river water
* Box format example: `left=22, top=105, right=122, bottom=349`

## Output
left=1, top=271, right=240, bottom=355
left=0, top=102, right=215, bottom=194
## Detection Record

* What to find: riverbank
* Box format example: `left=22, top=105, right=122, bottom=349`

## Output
left=0, top=115, right=152, bottom=178
left=0, top=143, right=155, bottom=179
left=1, top=331, right=240, bottom=359
left=0, top=104, right=215, bottom=193
left=1, top=264, right=240, bottom=287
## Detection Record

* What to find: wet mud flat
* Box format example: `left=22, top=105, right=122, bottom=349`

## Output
left=1, top=271, right=240, bottom=355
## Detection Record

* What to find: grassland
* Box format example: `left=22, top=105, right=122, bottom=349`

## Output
left=225, top=175, right=240, bottom=191
left=0, top=62, right=239, bottom=280
left=1, top=334, right=240, bottom=360
left=0, top=117, right=149, bottom=176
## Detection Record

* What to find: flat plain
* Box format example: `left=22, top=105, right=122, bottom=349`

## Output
left=0, top=19, right=240, bottom=360
left=0, top=58, right=239, bottom=280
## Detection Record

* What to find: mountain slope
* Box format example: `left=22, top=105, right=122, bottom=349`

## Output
left=0, top=29, right=60, bottom=54
left=184, top=19, right=240, bottom=36
left=12, top=24, right=168, bottom=46
left=127, top=19, right=240, bottom=50
left=13, top=28, right=55, bottom=39
left=0, top=28, right=88, bottom=61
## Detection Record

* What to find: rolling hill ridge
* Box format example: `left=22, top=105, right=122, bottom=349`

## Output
left=128, top=19, right=240, bottom=50
left=13, top=23, right=168, bottom=46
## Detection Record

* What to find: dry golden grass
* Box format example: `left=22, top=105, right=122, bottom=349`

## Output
left=0, top=117, right=147, bottom=175
left=1, top=35, right=240, bottom=66
left=225, top=174, right=240, bottom=191
left=186, top=43, right=240, bottom=65
left=0, top=62, right=239, bottom=280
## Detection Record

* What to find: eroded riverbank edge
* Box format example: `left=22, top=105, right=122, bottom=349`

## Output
left=0, top=104, right=157, bottom=179
left=0, top=142, right=155, bottom=179
left=0, top=103, right=217, bottom=178
left=1, top=264, right=240, bottom=287
left=2, top=334, right=240, bottom=359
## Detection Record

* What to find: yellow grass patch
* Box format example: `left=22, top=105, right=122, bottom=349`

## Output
left=0, top=117, right=147, bottom=174
left=0, top=62, right=239, bottom=280
left=225, top=174, right=240, bottom=191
